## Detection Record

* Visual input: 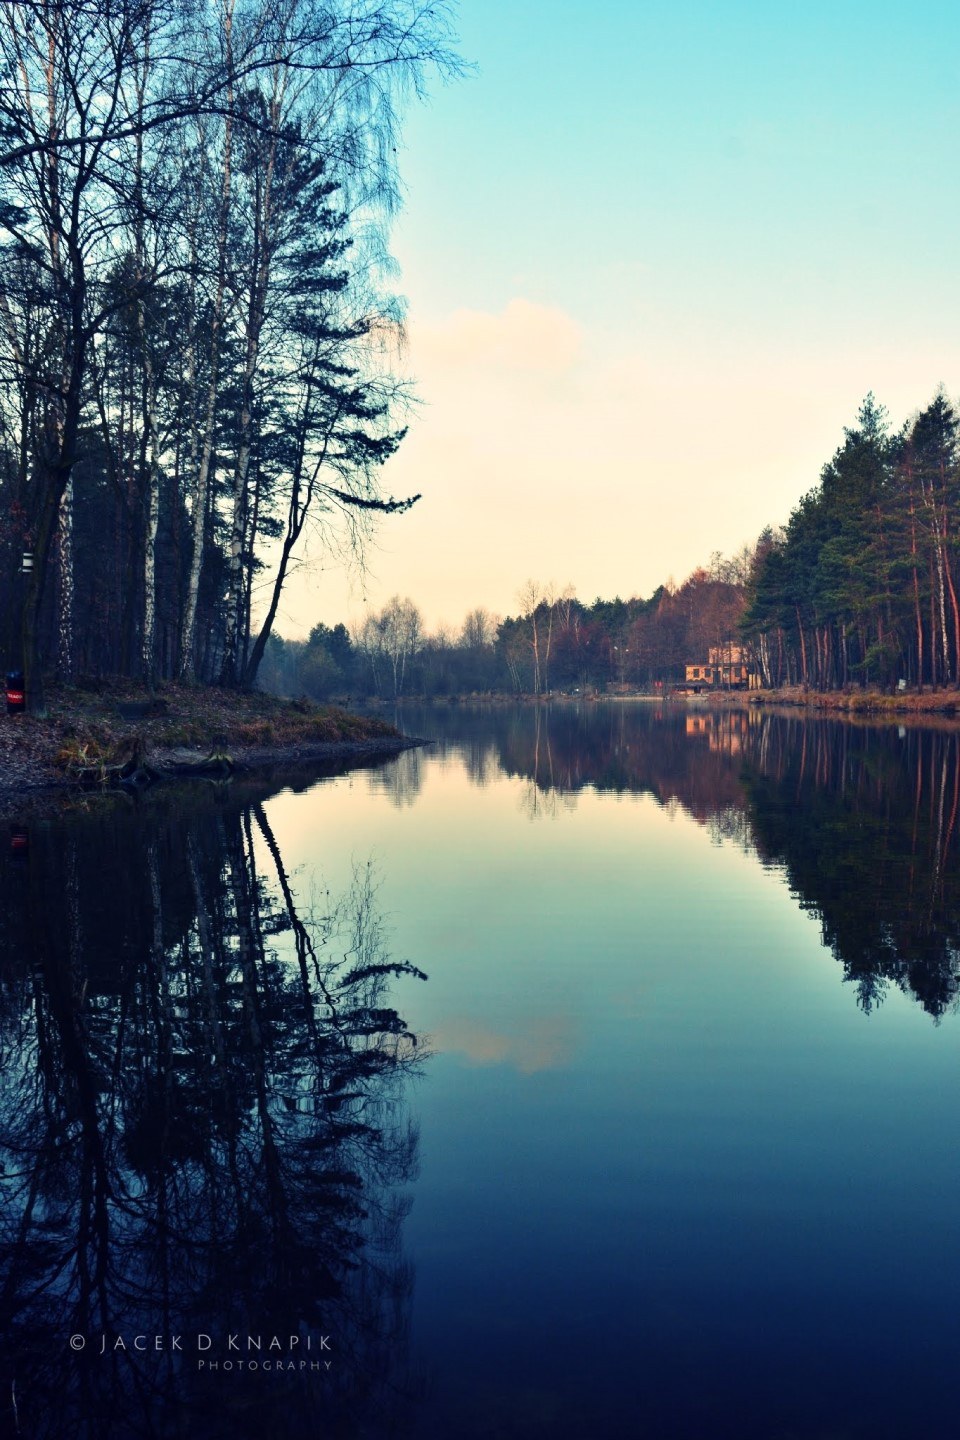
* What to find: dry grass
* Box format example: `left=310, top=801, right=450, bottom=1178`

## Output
left=751, top=685, right=960, bottom=716
left=4, top=681, right=399, bottom=779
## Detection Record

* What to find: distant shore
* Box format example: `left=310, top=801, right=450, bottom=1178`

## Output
left=742, top=685, right=960, bottom=717
left=356, top=686, right=960, bottom=720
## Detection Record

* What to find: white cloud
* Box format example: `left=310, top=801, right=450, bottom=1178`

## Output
left=415, top=297, right=581, bottom=375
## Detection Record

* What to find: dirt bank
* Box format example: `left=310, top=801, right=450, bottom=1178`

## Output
left=0, top=682, right=420, bottom=796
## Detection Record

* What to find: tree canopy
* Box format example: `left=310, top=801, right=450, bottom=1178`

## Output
left=742, top=390, right=960, bottom=690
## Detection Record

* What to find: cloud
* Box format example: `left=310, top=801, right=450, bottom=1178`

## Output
left=415, top=297, right=581, bottom=376
left=432, top=1012, right=576, bottom=1074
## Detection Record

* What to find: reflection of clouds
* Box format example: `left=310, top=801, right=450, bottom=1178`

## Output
left=432, top=1012, right=576, bottom=1073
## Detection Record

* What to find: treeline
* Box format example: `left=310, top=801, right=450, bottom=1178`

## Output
left=262, top=566, right=751, bottom=699
left=0, top=1, right=456, bottom=710
left=742, top=391, right=960, bottom=690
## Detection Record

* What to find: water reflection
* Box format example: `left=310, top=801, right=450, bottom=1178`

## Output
left=405, top=702, right=960, bottom=1019
left=744, top=718, right=960, bottom=1016
left=430, top=1012, right=577, bottom=1074
left=0, top=786, right=425, bottom=1439
left=366, top=745, right=426, bottom=808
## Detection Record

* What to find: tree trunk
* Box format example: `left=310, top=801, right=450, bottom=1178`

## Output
left=795, top=607, right=808, bottom=686
left=180, top=30, right=234, bottom=679
left=56, top=476, right=73, bottom=681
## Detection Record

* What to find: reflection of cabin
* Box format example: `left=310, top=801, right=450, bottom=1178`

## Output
left=685, top=714, right=712, bottom=735
left=685, top=710, right=756, bottom=754
left=684, top=643, right=759, bottom=692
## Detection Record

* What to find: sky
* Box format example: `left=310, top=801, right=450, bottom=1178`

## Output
left=277, top=0, right=960, bottom=638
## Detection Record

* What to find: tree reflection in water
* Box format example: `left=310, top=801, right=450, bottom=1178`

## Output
left=405, top=702, right=960, bottom=1019
left=0, top=788, right=426, bottom=1439
left=742, top=716, right=960, bottom=1016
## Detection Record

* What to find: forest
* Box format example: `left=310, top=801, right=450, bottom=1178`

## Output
left=265, top=390, right=960, bottom=701
left=743, top=391, right=960, bottom=691
left=0, top=0, right=456, bottom=712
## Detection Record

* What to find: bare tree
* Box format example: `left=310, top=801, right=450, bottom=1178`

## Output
left=460, top=606, right=496, bottom=649
left=378, top=593, right=421, bottom=696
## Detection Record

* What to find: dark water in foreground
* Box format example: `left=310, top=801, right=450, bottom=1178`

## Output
left=2, top=702, right=960, bottom=1439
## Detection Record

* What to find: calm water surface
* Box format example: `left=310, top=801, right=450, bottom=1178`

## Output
left=2, top=703, right=960, bottom=1439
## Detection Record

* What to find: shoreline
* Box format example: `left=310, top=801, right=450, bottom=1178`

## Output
left=0, top=683, right=424, bottom=802
left=6, top=678, right=960, bottom=806
left=363, top=687, right=960, bottom=716
left=0, top=734, right=423, bottom=794
left=0, top=737, right=425, bottom=826
left=742, top=685, right=960, bottom=717
left=0, top=738, right=425, bottom=829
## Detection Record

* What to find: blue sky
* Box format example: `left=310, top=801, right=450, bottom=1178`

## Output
left=281, top=1, right=960, bottom=634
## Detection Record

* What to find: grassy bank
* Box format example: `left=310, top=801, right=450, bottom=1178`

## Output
left=0, top=682, right=406, bottom=792
left=748, top=685, right=960, bottom=716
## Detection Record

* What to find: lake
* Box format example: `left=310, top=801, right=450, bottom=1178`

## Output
left=2, top=701, right=959, bottom=1439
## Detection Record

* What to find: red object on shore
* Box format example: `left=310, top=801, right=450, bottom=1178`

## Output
left=5, top=670, right=24, bottom=715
